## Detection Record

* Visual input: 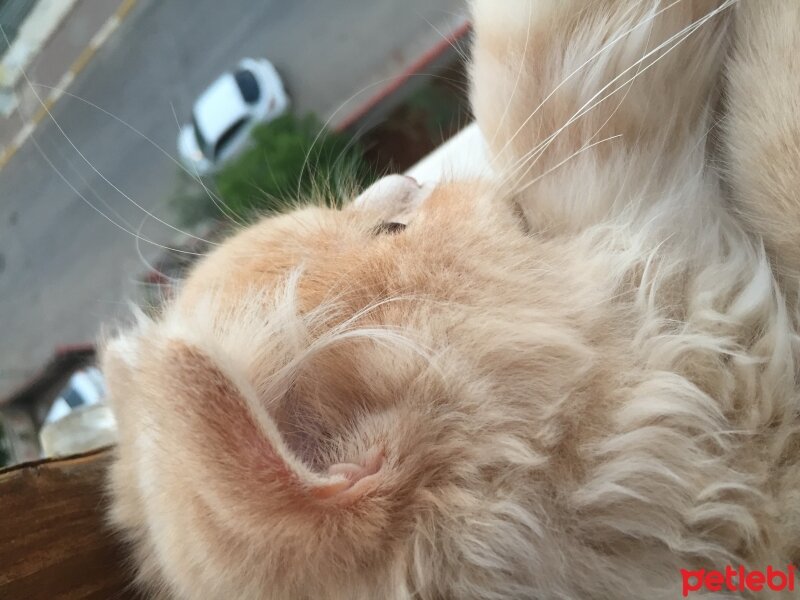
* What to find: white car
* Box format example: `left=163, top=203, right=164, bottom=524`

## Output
left=43, top=367, right=107, bottom=425
left=178, top=58, right=290, bottom=175
left=39, top=366, right=118, bottom=457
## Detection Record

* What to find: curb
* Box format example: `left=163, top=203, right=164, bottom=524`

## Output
left=0, top=0, right=137, bottom=171
left=334, top=20, right=471, bottom=133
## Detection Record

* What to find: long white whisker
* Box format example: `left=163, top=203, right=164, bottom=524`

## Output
left=506, top=2, right=656, bottom=192
left=0, top=23, right=208, bottom=256
left=501, top=1, right=735, bottom=190
left=30, top=84, right=244, bottom=229
left=296, top=66, right=472, bottom=201
left=595, top=4, right=660, bottom=212
left=488, top=0, right=533, bottom=150
left=42, top=128, right=139, bottom=231
left=516, top=134, right=623, bottom=195
left=413, top=11, right=470, bottom=64
left=26, top=132, right=205, bottom=256
left=4, top=39, right=219, bottom=246
left=326, top=119, right=378, bottom=199
left=135, top=212, right=184, bottom=286
left=32, top=84, right=216, bottom=196
left=169, top=101, right=246, bottom=226
left=495, top=0, right=685, bottom=162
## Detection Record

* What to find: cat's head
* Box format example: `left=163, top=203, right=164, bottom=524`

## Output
left=103, top=174, right=596, bottom=599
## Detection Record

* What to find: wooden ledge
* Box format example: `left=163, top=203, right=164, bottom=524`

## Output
left=0, top=447, right=137, bottom=599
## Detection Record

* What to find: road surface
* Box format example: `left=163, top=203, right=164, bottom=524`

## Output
left=0, top=0, right=466, bottom=395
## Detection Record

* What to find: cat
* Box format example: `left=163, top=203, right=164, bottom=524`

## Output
left=102, top=1, right=800, bottom=598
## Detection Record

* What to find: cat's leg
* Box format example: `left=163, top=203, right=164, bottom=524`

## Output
left=723, top=0, right=800, bottom=287
left=470, top=0, right=732, bottom=231
left=723, top=0, right=800, bottom=566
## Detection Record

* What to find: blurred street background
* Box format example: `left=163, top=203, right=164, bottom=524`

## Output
left=0, top=0, right=466, bottom=397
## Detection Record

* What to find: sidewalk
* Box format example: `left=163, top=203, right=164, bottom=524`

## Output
left=0, top=0, right=135, bottom=169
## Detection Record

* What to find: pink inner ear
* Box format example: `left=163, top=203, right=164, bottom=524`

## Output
left=312, top=448, right=384, bottom=501
left=161, top=341, right=388, bottom=511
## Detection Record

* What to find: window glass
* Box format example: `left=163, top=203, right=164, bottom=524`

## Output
left=214, top=117, right=248, bottom=158
left=234, top=69, right=260, bottom=103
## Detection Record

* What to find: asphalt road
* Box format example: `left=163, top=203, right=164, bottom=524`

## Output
left=0, top=0, right=465, bottom=395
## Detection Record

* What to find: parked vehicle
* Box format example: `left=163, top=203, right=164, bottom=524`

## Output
left=178, top=58, right=290, bottom=175
left=42, top=367, right=106, bottom=425
left=39, top=367, right=116, bottom=458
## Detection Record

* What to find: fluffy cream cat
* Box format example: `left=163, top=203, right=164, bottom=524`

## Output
left=102, top=1, right=800, bottom=598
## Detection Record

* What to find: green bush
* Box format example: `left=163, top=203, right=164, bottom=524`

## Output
left=172, top=114, right=376, bottom=227
left=222, top=113, right=377, bottom=220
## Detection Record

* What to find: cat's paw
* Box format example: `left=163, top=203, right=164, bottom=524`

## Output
left=724, top=0, right=800, bottom=284
left=470, top=0, right=732, bottom=229
left=350, top=174, right=432, bottom=225
left=472, top=0, right=571, bottom=38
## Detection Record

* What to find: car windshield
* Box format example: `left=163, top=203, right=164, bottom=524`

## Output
left=214, top=117, right=248, bottom=159
left=191, top=112, right=212, bottom=158
left=234, top=69, right=260, bottom=103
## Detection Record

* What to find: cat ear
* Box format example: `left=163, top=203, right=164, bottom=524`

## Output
left=148, top=339, right=385, bottom=509
left=350, top=174, right=430, bottom=223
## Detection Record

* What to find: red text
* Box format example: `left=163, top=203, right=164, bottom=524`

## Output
left=681, top=565, right=795, bottom=596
